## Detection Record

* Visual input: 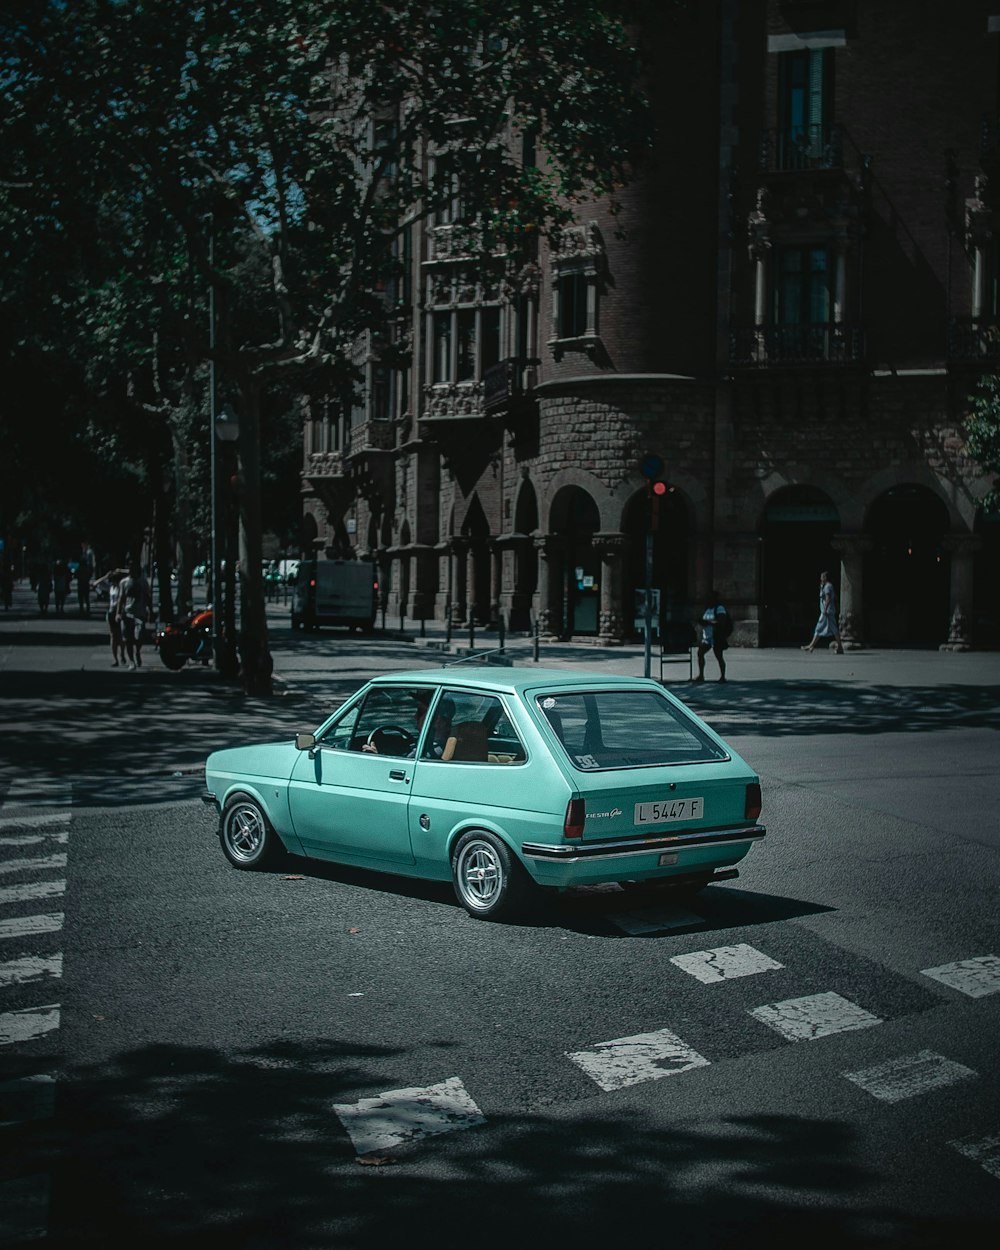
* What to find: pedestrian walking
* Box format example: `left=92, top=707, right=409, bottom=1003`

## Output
left=801, top=570, right=844, bottom=653
left=95, top=568, right=127, bottom=666
left=695, top=590, right=731, bottom=683
left=36, top=561, right=52, bottom=614
left=77, top=541, right=95, bottom=616
left=52, top=558, right=69, bottom=615
left=116, top=560, right=153, bottom=669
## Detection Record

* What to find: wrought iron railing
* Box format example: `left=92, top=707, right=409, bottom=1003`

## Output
left=729, top=322, right=866, bottom=367
left=757, top=123, right=847, bottom=173
left=948, top=316, right=1000, bottom=362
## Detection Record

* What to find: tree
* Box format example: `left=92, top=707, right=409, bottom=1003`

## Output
left=3, top=0, right=654, bottom=693
left=967, top=375, right=1000, bottom=516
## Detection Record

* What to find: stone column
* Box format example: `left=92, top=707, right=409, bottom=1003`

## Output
left=534, top=535, right=564, bottom=640
left=465, top=542, right=478, bottom=624
left=939, top=533, right=982, bottom=651
left=450, top=537, right=468, bottom=629
left=488, top=539, right=502, bottom=629
left=831, top=533, right=872, bottom=650
left=594, top=532, right=627, bottom=645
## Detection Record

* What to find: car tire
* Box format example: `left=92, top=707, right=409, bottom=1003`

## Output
left=451, top=830, right=535, bottom=921
left=220, top=794, right=285, bottom=871
left=158, top=642, right=187, bottom=671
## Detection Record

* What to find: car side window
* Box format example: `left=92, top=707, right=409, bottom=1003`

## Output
left=316, top=702, right=361, bottom=751
left=438, top=693, right=526, bottom=764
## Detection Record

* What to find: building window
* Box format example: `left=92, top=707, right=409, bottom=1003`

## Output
left=778, top=48, right=834, bottom=168
left=557, top=271, right=589, bottom=339
left=456, top=309, right=476, bottom=381
left=433, top=311, right=452, bottom=382
left=776, top=246, right=831, bottom=325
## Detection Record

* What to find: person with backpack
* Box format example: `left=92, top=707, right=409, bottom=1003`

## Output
left=696, top=590, right=730, bottom=683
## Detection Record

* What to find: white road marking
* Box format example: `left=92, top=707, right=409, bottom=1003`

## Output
left=0, top=853, right=68, bottom=876
left=0, top=1073, right=57, bottom=1127
left=333, top=1076, right=486, bottom=1156
left=0, top=880, right=66, bottom=906
left=949, top=1130, right=1000, bottom=1180
left=843, top=1049, right=977, bottom=1103
left=0, top=953, right=63, bottom=989
left=671, top=943, right=783, bottom=984
left=750, top=991, right=882, bottom=1042
left=0, top=1174, right=50, bottom=1243
left=3, top=780, right=71, bottom=805
left=0, top=830, right=69, bottom=846
left=0, top=813, right=70, bottom=832
left=920, top=955, right=1000, bottom=999
left=0, top=1004, right=61, bottom=1047
left=567, top=1027, right=710, bottom=1092
left=0, top=913, right=64, bottom=942
left=608, top=905, right=704, bottom=935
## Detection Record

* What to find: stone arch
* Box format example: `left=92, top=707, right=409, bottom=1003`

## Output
left=543, top=466, right=616, bottom=531
left=548, top=484, right=602, bottom=635
left=759, top=484, right=842, bottom=646
left=513, top=478, right=539, bottom=534
left=864, top=484, right=951, bottom=645
left=510, top=479, right=539, bottom=631
left=461, top=493, right=491, bottom=624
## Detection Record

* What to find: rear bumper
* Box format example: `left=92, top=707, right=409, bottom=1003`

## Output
left=521, top=824, right=765, bottom=864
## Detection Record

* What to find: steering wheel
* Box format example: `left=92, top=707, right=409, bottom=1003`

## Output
left=365, top=724, right=415, bottom=755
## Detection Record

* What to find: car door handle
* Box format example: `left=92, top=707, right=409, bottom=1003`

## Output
left=389, top=769, right=407, bottom=781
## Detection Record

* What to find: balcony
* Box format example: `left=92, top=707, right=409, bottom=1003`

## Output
left=303, top=450, right=346, bottom=482
left=947, top=317, right=1000, bottom=363
left=419, top=380, right=485, bottom=425
left=758, top=123, right=854, bottom=174
left=348, top=420, right=395, bottom=457
left=483, top=357, right=540, bottom=416
left=730, top=322, right=866, bottom=368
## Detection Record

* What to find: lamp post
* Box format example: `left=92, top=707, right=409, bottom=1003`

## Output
left=214, top=404, right=240, bottom=676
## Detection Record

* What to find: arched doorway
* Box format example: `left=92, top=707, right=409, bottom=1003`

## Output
left=864, top=485, right=950, bottom=645
left=759, top=486, right=841, bottom=646
left=461, top=495, right=491, bottom=625
left=511, top=481, right=539, bottom=631
left=623, top=487, right=691, bottom=638
left=550, top=486, right=601, bottom=636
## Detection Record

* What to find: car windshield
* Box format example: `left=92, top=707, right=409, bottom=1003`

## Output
left=536, top=689, right=728, bottom=770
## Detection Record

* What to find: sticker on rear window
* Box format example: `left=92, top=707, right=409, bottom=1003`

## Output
left=542, top=697, right=556, bottom=709
left=575, top=753, right=598, bottom=769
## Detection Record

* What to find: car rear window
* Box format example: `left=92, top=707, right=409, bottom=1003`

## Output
left=535, top=690, right=728, bottom=770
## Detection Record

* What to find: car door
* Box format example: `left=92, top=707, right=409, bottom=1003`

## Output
left=287, top=687, right=434, bottom=866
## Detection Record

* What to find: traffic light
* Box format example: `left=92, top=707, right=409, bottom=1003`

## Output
left=639, top=452, right=668, bottom=526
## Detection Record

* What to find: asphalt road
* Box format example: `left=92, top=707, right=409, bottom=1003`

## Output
left=1, top=586, right=999, bottom=1248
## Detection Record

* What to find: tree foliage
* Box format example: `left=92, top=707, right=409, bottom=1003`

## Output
left=966, top=375, right=1000, bottom=516
left=2, top=0, right=654, bottom=689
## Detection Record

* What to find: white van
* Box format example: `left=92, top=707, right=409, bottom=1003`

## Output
left=291, top=559, right=378, bottom=631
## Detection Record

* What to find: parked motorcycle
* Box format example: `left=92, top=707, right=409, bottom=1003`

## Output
left=156, top=607, right=214, bottom=671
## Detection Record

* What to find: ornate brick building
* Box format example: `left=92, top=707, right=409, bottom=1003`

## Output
left=300, top=0, right=999, bottom=649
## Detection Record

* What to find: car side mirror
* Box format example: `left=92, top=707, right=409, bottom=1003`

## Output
left=295, top=732, right=316, bottom=753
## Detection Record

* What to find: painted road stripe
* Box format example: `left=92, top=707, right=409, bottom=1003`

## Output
left=950, top=1130, right=1000, bottom=1180
left=333, top=1077, right=486, bottom=1157
left=0, top=953, right=63, bottom=989
left=0, top=914, right=64, bottom=942
left=0, top=813, right=70, bottom=832
left=0, top=1004, right=61, bottom=1047
left=608, top=905, right=704, bottom=936
left=0, top=831, right=69, bottom=846
left=921, top=955, right=1000, bottom=999
left=671, top=943, right=783, bottom=984
left=750, top=991, right=882, bottom=1042
left=0, top=1073, right=57, bottom=1127
left=0, top=853, right=68, bottom=877
left=3, top=780, right=71, bottom=805
left=567, top=1027, right=710, bottom=1092
left=0, top=880, right=66, bottom=907
left=0, top=1174, right=50, bottom=1243
left=843, top=1049, right=977, bottom=1103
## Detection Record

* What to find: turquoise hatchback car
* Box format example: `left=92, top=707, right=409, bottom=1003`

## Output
left=203, top=667, right=765, bottom=921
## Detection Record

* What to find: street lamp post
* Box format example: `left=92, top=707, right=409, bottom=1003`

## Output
left=214, top=404, right=240, bottom=676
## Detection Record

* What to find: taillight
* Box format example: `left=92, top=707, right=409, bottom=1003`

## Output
left=309, top=578, right=316, bottom=589
left=563, top=798, right=585, bottom=839
left=745, top=782, right=762, bottom=821
left=373, top=581, right=379, bottom=591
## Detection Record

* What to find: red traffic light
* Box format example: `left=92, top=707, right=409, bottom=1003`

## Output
left=651, top=480, right=668, bottom=496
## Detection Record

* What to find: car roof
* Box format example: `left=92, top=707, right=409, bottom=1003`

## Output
left=368, top=667, right=665, bottom=697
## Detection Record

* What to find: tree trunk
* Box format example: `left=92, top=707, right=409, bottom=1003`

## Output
left=235, top=382, right=273, bottom=696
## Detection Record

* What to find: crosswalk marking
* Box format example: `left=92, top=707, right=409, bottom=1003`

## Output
left=0, top=853, right=67, bottom=877
left=670, top=943, right=783, bottom=983
left=333, top=1076, right=486, bottom=1156
left=0, top=813, right=70, bottom=832
left=0, top=880, right=66, bottom=906
left=0, top=1003, right=61, bottom=1046
left=949, top=1130, right=1000, bottom=1179
left=0, top=830, right=69, bottom=846
left=567, top=1027, right=710, bottom=1092
left=843, top=1049, right=977, bottom=1103
left=921, top=955, right=1000, bottom=999
left=0, top=913, right=64, bottom=941
left=0, top=1073, right=57, bottom=1127
left=750, top=991, right=882, bottom=1042
left=0, top=953, right=63, bottom=989
left=2, top=780, right=71, bottom=806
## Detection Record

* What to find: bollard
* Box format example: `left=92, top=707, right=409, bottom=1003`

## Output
left=533, top=617, right=540, bottom=663
left=469, top=618, right=475, bottom=652
left=498, top=614, right=505, bottom=652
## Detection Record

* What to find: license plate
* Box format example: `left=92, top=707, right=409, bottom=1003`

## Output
left=634, top=797, right=704, bottom=824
